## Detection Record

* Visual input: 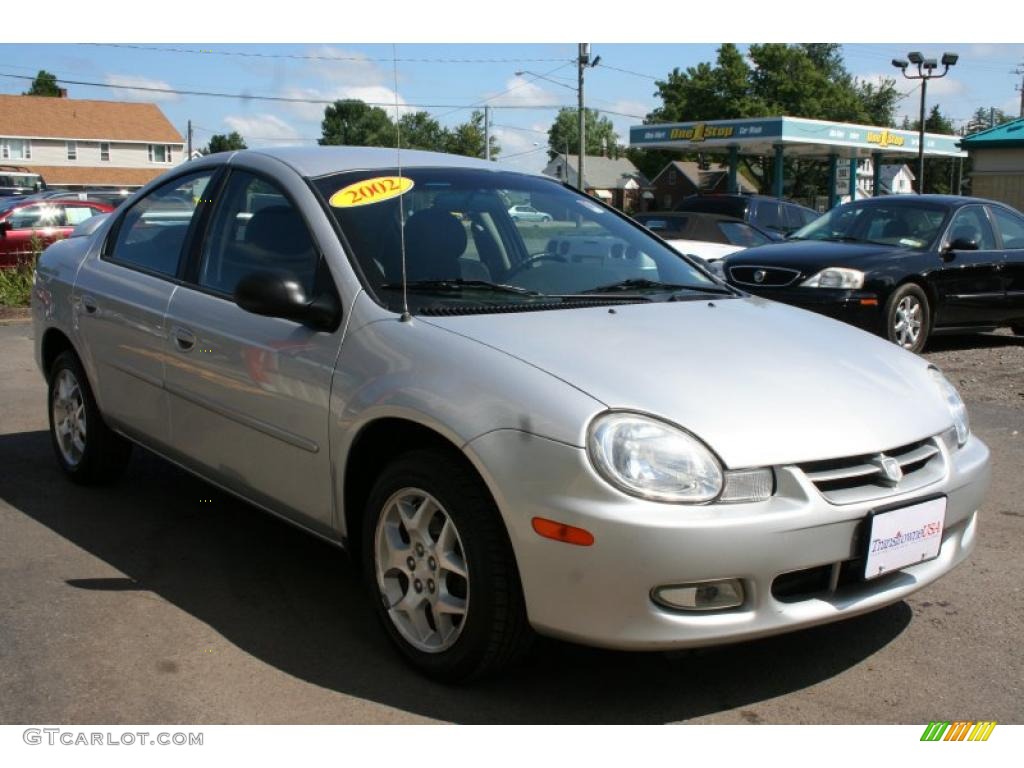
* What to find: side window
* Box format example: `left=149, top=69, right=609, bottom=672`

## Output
left=64, top=205, right=99, bottom=226
left=756, top=200, right=784, bottom=232
left=110, top=171, right=215, bottom=277
left=783, top=204, right=805, bottom=231
left=991, top=206, right=1024, bottom=250
left=947, top=207, right=997, bottom=250
left=718, top=221, right=769, bottom=247
left=198, top=171, right=318, bottom=297
left=8, top=203, right=65, bottom=229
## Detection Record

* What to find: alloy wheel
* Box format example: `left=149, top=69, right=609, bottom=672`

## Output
left=52, top=368, right=87, bottom=467
left=892, top=295, right=923, bottom=349
left=374, top=488, right=470, bottom=653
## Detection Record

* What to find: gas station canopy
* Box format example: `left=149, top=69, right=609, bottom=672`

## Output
left=629, top=116, right=966, bottom=206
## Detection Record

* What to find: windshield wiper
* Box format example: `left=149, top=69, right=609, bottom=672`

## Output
left=578, top=278, right=734, bottom=295
left=380, top=279, right=542, bottom=297
left=819, top=235, right=863, bottom=243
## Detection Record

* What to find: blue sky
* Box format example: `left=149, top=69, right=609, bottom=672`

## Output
left=1, top=42, right=1022, bottom=172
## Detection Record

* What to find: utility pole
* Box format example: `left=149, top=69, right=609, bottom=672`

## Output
left=1016, top=65, right=1024, bottom=118
left=483, top=106, right=490, bottom=161
left=578, top=44, right=588, bottom=195
left=187, top=119, right=193, bottom=159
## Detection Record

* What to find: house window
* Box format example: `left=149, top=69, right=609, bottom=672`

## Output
left=100, top=142, right=110, bottom=162
left=668, top=170, right=677, bottom=186
left=67, top=141, right=77, bottom=161
left=149, top=144, right=171, bottom=163
left=1, top=138, right=31, bottom=160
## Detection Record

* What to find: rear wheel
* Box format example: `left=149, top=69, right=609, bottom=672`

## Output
left=362, top=450, right=531, bottom=682
left=885, top=284, right=930, bottom=354
left=48, top=350, right=132, bottom=484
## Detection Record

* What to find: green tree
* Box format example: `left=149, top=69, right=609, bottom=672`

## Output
left=444, top=111, right=500, bottom=159
left=319, top=100, right=396, bottom=147
left=204, top=131, right=247, bottom=154
left=547, top=107, right=618, bottom=160
left=964, top=106, right=1014, bottom=135
left=397, top=111, right=447, bottom=151
left=23, top=70, right=61, bottom=97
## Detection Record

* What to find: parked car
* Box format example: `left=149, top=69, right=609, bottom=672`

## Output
left=32, top=147, right=989, bottom=681
left=633, top=211, right=774, bottom=261
left=675, top=193, right=819, bottom=237
left=30, top=188, right=133, bottom=209
left=508, top=203, right=552, bottom=222
left=720, top=195, right=1024, bottom=353
left=0, top=166, right=47, bottom=197
left=0, top=198, right=112, bottom=267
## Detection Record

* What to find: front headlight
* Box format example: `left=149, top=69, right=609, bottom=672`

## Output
left=929, top=368, right=969, bottom=447
left=587, top=413, right=723, bottom=503
left=800, top=267, right=865, bottom=289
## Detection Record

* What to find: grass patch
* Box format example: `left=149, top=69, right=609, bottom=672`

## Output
left=0, top=257, right=36, bottom=308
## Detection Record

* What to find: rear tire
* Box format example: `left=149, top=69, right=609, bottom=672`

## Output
left=48, top=350, right=132, bottom=485
left=362, top=449, right=532, bottom=682
left=884, top=284, right=930, bottom=354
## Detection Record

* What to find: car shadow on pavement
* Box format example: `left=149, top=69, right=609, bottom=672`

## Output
left=0, top=429, right=912, bottom=724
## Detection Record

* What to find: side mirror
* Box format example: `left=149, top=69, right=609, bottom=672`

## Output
left=945, top=236, right=980, bottom=256
left=0, top=221, right=10, bottom=237
left=234, top=271, right=341, bottom=331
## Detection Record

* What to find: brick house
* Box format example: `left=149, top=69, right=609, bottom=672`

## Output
left=542, top=154, right=651, bottom=213
left=0, top=94, right=186, bottom=190
left=649, top=160, right=757, bottom=211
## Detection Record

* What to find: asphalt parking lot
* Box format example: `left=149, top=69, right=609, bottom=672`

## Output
left=1, top=319, right=1022, bottom=725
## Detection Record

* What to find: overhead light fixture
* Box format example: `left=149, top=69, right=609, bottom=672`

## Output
left=941, top=52, right=959, bottom=66
left=907, top=51, right=924, bottom=65
left=891, top=58, right=909, bottom=69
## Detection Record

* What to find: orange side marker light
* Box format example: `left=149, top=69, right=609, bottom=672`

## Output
left=859, top=298, right=879, bottom=306
left=531, top=517, right=594, bottom=546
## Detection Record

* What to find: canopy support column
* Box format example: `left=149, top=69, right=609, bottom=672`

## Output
left=872, top=152, right=883, bottom=197
left=848, top=157, right=858, bottom=202
left=772, top=144, right=785, bottom=198
left=827, top=154, right=838, bottom=209
left=727, top=146, right=739, bottom=193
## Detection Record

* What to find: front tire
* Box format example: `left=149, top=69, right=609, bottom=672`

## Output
left=48, top=350, right=132, bottom=484
left=362, top=449, right=531, bottom=682
left=885, top=284, right=930, bottom=354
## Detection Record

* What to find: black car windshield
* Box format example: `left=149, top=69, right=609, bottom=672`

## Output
left=790, top=200, right=948, bottom=250
left=314, top=167, right=720, bottom=313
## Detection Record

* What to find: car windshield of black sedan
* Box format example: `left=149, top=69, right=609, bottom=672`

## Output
left=790, top=201, right=947, bottom=250
left=314, top=168, right=721, bottom=314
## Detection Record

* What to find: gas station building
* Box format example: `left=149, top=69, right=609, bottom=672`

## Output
left=629, top=116, right=966, bottom=208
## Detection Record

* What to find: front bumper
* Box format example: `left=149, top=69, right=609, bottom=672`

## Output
left=737, top=286, right=884, bottom=335
left=465, top=429, right=990, bottom=651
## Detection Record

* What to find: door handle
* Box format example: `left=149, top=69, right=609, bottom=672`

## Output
left=171, top=326, right=196, bottom=352
left=80, top=294, right=98, bottom=314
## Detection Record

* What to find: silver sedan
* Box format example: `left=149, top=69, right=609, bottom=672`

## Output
left=32, top=147, right=990, bottom=681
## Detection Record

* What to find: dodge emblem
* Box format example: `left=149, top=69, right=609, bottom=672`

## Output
left=871, top=454, right=903, bottom=485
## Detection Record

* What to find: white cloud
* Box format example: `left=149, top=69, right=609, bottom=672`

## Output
left=222, top=114, right=304, bottom=146
left=491, top=125, right=548, bottom=172
left=104, top=74, right=179, bottom=102
left=484, top=76, right=562, bottom=108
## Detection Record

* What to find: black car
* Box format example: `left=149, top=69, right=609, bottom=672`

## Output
left=721, top=195, right=1024, bottom=353
left=674, top=194, right=819, bottom=237
left=632, top=211, right=776, bottom=249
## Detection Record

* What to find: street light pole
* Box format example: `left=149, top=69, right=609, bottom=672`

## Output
left=892, top=51, right=958, bottom=194
left=578, top=44, right=588, bottom=196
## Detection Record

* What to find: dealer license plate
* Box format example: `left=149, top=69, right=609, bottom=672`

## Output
left=863, top=497, right=946, bottom=580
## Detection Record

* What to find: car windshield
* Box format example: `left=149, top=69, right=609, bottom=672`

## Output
left=790, top=201, right=948, bottom=250
left=315, top=167, right=722, bottom=314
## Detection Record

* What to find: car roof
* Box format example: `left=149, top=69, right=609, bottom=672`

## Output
left=636, top=211, right=746, bottom=223
left=844, top=194, right=1007, bottom=210
left=235, top=145, right=538, bottom=179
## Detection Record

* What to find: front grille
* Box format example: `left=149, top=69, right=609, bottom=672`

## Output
left=797, top=437, right=945, bottom=505
left=771, top=558, right=899, bottom=603
left=728, top=265, right=801, bottom=287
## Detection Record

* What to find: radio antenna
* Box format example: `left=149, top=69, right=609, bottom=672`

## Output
left=393, top=43, right=411, bottom=322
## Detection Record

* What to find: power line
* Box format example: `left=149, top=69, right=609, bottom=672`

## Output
left=595, top=62, right=660, bottom=81
left=87, top=43, right=573, bottom=65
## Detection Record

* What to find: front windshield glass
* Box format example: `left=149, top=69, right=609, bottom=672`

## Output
left=790, top=200, right=948, bottom=250
left=314, top=168, right=721, bottom=314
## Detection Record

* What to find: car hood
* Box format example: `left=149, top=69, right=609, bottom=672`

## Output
left=423, top=297, right=953, bottom=467
left=726, top=239, right=909, bottom=270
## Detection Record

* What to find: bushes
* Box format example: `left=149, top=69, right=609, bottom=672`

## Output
left=0, top=234, right=47, bottom=308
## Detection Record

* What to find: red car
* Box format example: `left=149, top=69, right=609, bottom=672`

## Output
left=0, top=198, right=113, bottom=268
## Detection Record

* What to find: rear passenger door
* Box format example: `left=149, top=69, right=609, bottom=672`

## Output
left=75, top=169, right=218, bottom=449
left=989, top=205, right=1024, bottom=325
left=163, top=168, right=342, bottom=533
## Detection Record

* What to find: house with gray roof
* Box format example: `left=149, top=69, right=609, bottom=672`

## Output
left=541, top=154, right=650, bottom=212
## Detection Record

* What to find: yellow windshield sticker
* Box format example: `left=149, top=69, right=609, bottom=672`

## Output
left=330, top=176, right=414, bottom=208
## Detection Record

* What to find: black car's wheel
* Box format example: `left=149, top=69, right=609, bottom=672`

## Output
left=362, top=449, right=532, bottom=682
left=885, top=284, right=930, bottom=354
left=1012, top=324, right=1024, bottom=337
left=48, top=350, right=132, bottom=484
